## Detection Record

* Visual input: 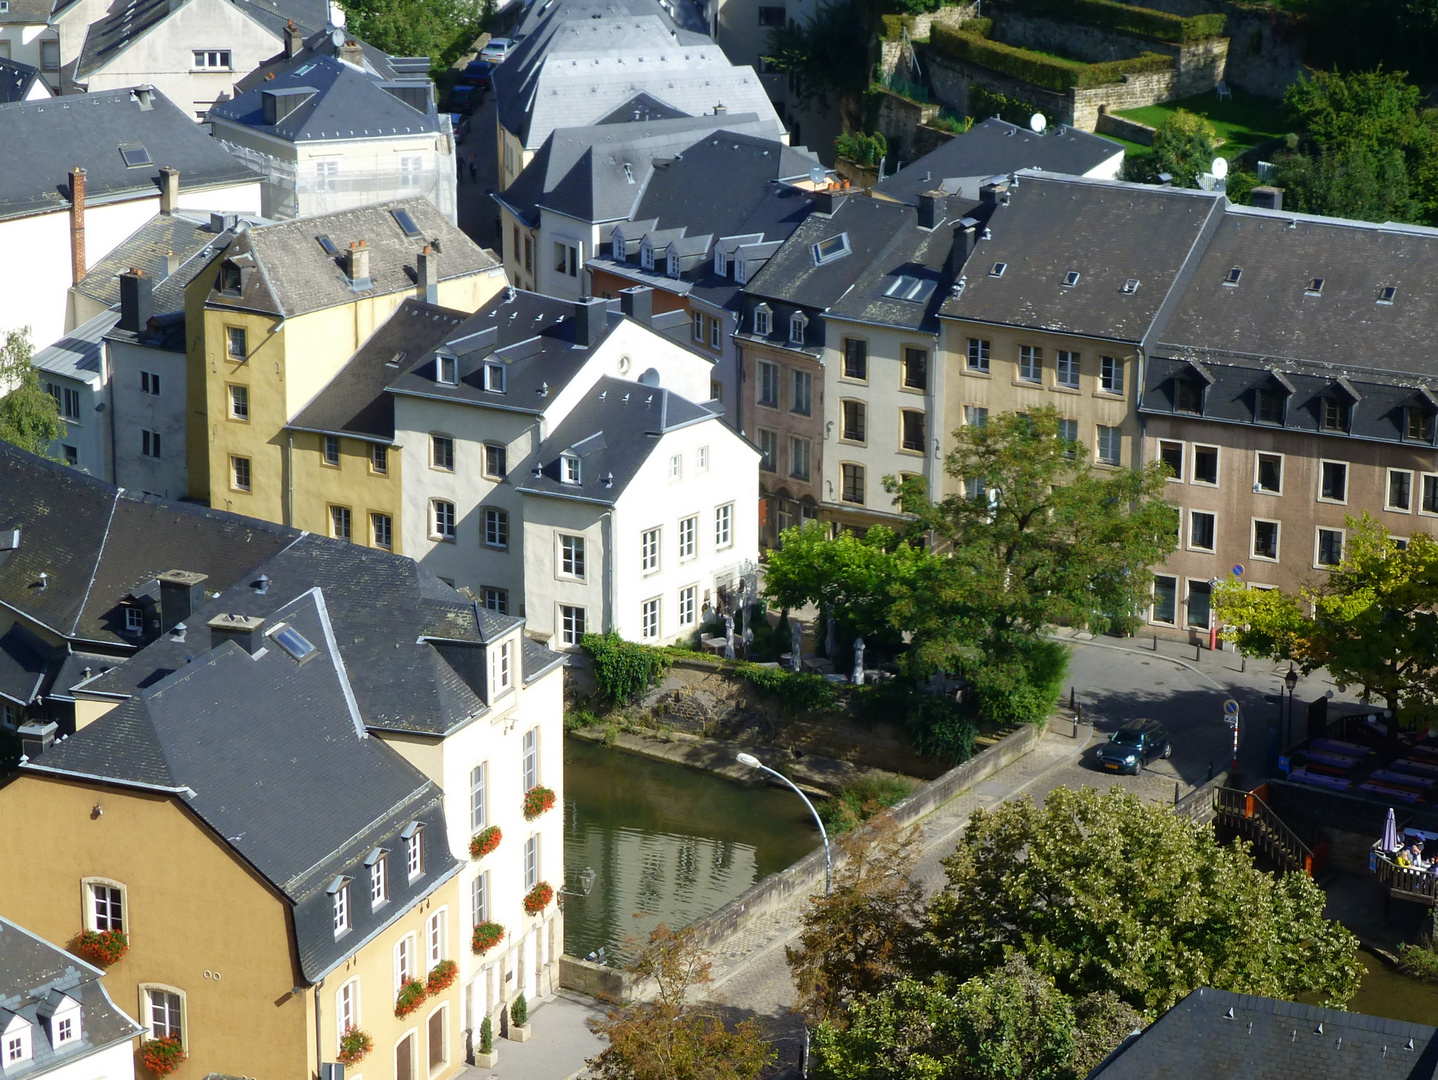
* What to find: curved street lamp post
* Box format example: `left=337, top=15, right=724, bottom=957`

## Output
left=736, top=752, right=831, bottom=895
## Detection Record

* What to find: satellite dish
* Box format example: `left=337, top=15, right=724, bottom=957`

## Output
left=808, top=164, right=825, bottom=185
left=1029, top=113, right=1046, bottom=134
left=1211, top=157, right=1229, bottom=179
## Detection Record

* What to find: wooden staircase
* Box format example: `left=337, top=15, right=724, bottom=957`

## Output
left=1212, top=785, right=1328, bottom=876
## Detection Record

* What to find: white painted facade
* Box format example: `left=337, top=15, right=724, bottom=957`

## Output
left=37, top=1036, right=138, bottom=1080
left=0, top=21, right=60, bottom=91
left=109, top=337, right=190, bottom=497
left=34, top=344, right=110, bottom=479
left=534, top=206, right=599, bottom=301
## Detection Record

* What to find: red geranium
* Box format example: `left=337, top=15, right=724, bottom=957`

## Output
left=523, top=881, right=554, bottom=916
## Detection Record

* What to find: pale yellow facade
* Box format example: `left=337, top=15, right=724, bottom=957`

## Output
left=289, top=430, right=407, bottom=554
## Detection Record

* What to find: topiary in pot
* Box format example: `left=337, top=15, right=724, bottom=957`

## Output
left=511, top=992, right=528, bottom=1027
left=479, top=1016, right=494, bottom=1055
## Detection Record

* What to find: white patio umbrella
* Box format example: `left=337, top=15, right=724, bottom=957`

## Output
left=1382, top=806, right=1400, bottom=853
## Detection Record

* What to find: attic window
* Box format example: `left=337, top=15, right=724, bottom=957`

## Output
left=811, top=233, right=850, bottom=266
left=1061, top=270, right=1080, bottom=287
left=666, top=250, right=679, bottom=278
left=789, top=311, right=807, bottom=345
left=220, top=261, right=242, bottom=293
left=883, top=275, right=937, bottom=304
left=119, top=144, right=152, bottom=168
left=392, top=208, right=422, bottom=238
left=317, top=235, right=339, bottom=256
left=269, top=623, right=316, bottom=662
left=1305, top=277, right=1324, bottom=296
left=989, top=262, right=1007, bottom=278
left=561, top=453, right=581, bottom=484
left=437, top=355, right=457, bottom=385
left=1379, top=285, right=1398, bottom=304
left=1224, top=266, right=1242, bottom=286
left=714, top=246, right=725, bottom=274
left=611, top=233, right=624, bottom=260
left=484, top=362, right=505, bottom=393
left=1122, top=278, right=1140, bottom=294
left=640, top=242, right=654, bottom=271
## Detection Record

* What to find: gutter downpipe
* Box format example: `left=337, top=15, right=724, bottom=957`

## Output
left=603, top=509, right=615, bottom=632
left=313, top=975, right=324, bottom=1080
left=286, top=433, right=295, bottom=527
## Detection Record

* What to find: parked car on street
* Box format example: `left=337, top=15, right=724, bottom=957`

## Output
left=447, top=83, right=479, bottom=113
left=459, top=59, right=493, bottom=89
left=449, top=112, right=471, bottom=144
left=480, top=37, right=513, bottom=63
left=1096, top=719, right=1172, bottom=775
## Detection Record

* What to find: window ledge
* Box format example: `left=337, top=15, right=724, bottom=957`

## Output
left=1052, top=384, right=1081, bottom=395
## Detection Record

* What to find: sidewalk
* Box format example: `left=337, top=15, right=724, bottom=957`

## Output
left=457, top=992, right=608, bottom=1080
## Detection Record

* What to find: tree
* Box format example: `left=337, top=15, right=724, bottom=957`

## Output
left=762, top=0, right=880, bottom=113
left=588, top=925, right=775, bottom=1080
left=338, top=0, right=483, bottom=72
left=0, top=327, right=65, bottom=459
left=923, top=787, right=1363, bottom=1013
left=1214, top=514, right=1438, bottom=730
left=1151, top=109, right=1219, bottom=188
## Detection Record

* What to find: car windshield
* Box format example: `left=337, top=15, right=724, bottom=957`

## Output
left=1111, top=730, right=1145, bottom=747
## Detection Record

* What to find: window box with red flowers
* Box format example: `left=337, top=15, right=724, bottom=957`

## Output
left=469, top=825, right=502, bottom=860
left=522, top=786, right=556, bottom=820
left=426, top=959, right=458, bottom=995
left=471, top=920, right=505, bottom=955
left=522, top=881, right=553, bottom=916
left=139, top=1036, right=186, bottom=1077
left=337, top=1025, right=373, bottom=1066
left=394, top=977, right=427, bottom=1018
left=76, top=928, right=128, bottom=966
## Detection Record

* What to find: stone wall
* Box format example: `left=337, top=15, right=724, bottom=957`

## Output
left=1217, top=5, right=1303, bottom=98
left=1096, top=109, right=1157, bottom=144
left=881, top=3, right=981, bottom=76
left=928, top=51, right=1075, bottom=125
left=872, top=89, right=942, bottom=161
left=834, top=157, right=881, bottom=190
left=1070, top=68, right=1177, bottom=129
left=1263, top=779, right=1438, bottom=874
left=989, top=5, right=1174, bottom=65
left=913, top=121, right=959, bottom=159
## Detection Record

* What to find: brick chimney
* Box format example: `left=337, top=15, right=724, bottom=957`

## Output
left=417, top=245, right=438, bottom=304
left=345, top=240, right=371, bottom=289
left=158, top=166, right=179, bottom=213
left=338, top=39, right=364, bottom=67
left=284, top=19, right=304, bottom=57
left=119, top=268, right=152, bottom=333
left=69, top=167, right=86, bottom=285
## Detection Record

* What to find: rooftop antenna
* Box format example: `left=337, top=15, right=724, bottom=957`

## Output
left=1029, top=112, right=1046, bottom=134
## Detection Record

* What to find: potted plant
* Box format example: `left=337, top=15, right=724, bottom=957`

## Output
left=508, top=993, right=531, bottom=1042
left=522, top=881, right=553, bottom=916
left=427, top=958, right=458, bottom=995
left=471, top=921, right=505, bottom=955
left=476, top=1016, right=497, bottom=1068
left=139, top=1036, right=186, bottom=1077
left=395, top=976, right=427, bottom=1018
left=76, top=928, right=128, bottom=966
left=337, top=1025, right=372, bottom=1066
left=522, top=785, right=556, bottom=820
left=469, top=825, right=502, bottom=859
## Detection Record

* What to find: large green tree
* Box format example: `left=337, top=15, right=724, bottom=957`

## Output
left=762, top=0, right=880, bottom=114
left=0, top=328, right=65, bottom=459
left=338, top=0, right=484, bottom=71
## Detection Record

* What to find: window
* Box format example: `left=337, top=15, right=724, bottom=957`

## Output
left=482, top=508, right=508, bottom=549
left=678, top=516, right=697, bottom=559
left=1158, top=440, right=1183, bottom=480
left=1317, top=528, right=1344, bottom=567
left=1320, top=460, right=1347, bottom=502
left=710, top=318, right=721, bottom=349
left=1306, top=277, right=1325, bottom=296
left=1174, top=380, right=1202, bottom=414
left=330, top=505, right=352, bottom=541
left=1056, top=419, right=1077, bottom=459
left=437, top=356, right=457, bottom=385
left=1255, top=453, right=1282, bottom=494
left=3, top=1027, right=28, bottom=1067
left=697, top=446, right=709, bottom=471
left=759, top=4, right=785, bottom=24
left=332, top=882, right=351, bottom=936
left=693, top=311, right=704, bottom=342
left=966, top=338, right=990, bottom=373
left=964, top=405, right=988, bottom=429
left=1056, top=350, right=1080, bottom=389
left=225, top=326, right=247, bottom=359
left=395, top=934, right=415, bottom=990
left=791, top=370, right=812, bottom=416
left=901, top=410, right=925, bottom=452
left=670, top=455, right=682, bottom=481
left=524, top=237, right=533, bottom=275
left=431, top=500, right=456, bottom=540
left=757, top=428, right=777, bottom=472
left=964, top=475, right=985, bottom=501
left=370, top=512, right=392, bottom=551
left=370, top=854, right=388, bottom=907
left=757, top=361, right=779, bottom=407
left=679, top=585, right=697, bottom=626
left=124, top=607, right=144, bottom=634
left=494, top=640, right=512, bottom=692
left=640, top=241, right=654, bottom=270
left=1253, top=519, right=1279, bottom=560
left=46, top=382, right=80, bottom=421
left=1152, top=576, right=1177, bottom=625
left=667, top=250, right=680, bottom=278
left=62, top=444, right=77, bottom=465
left=811, top=234, right=850, bottom=264
left=642, top=528, right=660, bottom=572
left=841, top=400, right=866, bottom=442
left=226, top=384, right=248, bottom=421
left=843, top=339, right=867, bottom=380
left=716, top=504, right=733, bottom=548
left=560, top=534, right=585, bottom=577
left=1407, top=407, right=1435, bottom=443
left=324, top=434, right=340, bottom=466
left=431, top=434, right=454, bottom=471
left=53, top=1012, right=77, bottom=1047
left=142, top=430, right=162, bottom=459
left=89, top=882, right=124, bottom=932
left=560, top=605, right=586, bottom=645
left=397, top=1033, right=415, bottom=1080
left=789, top=436, right=811, bottom=480
left=1256, top=389, right=1285, bottom=424
left=141, top=370, right=160, bottom=395
left=40, top=40, right=59, bottom=71
left=484, top=444, right=508, bottom=479
left=1424, top=474, right=1438, bottom=514
left=230, top=455, right=250, bottom=490
left=482, top=587, right=507, bottom=614
left=554, top=240, right=578, bottom=277
left=427, top=911, right=445, bottom=966
left=471, top=872, right=489, bottom=925
left=641, top=597, right=660, bottom=639
left=1189, top=511, right=1215, bottom=551
left=1018, top=345, right=1042, bottom=383
left=524, top=834, right=540, bottom=890
left=523, top=727, right=538, bottom=791
left=482, top=363, right=504, bottom=394
left=1322, top=397, right=1350, bottom=432
left=1388, top=469, right=1414, bottom=512
left=146, top=988, right=183, bottom=1043
left=754, top=307, right=771, bottom=336
left=399, top=154, right=422, bottom=190
left=193, top=48, right=231, bottom=67
left=841, top=463, right=865, bottom=504
left=429, top=1005, right=448, bottom=1071
left=903, top=348, right=928, bottom=390
left=1192, top=445, right=1218, bottom=485
left=1187, top=580, right=1212, bottom=630
left=1100, top=356, right=1123, bottom=394
left=337, top=981, right=359, bottom=1042
left=1096, top=425, right=1121, bottom=465
left=405, top=828, right=424, bottom=880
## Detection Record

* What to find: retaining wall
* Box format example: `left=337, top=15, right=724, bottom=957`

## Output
left=1096, top=109, right=1157, bottom=144
left=913, top=121, right=960, bottom=159
left=1070, top=69, right=1177, bottom=129
left=872, top=89, right=943, bottom=161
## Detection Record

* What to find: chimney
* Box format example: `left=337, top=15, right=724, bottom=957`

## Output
left=573, top=296, right=609, bottom=348
left=814, top=188, right=846, bottom=215
left=284, top=18, right=304, bottom=57
left=17, top=719, right=58, bottom=761
left=119, top=269, right=153, bottom=333
left=69, top=168, right=86, bottom=285
left=417, top=245, right=438, bottom=304
left=158, top=166, right=179, bottom=214
left=948, top=221, right=977, bottom=278
left=158, top=569, right=208, bottom=633
left=339, top=38, right=364, bottom=68
left=163, top=250, right=178, bottom=277
left=208, top=613, right=266, bottom=655
left=1249, top=185, right=1284, bottom=211
left=345, top=241, right=371, bottom=289
left=714, top=101, right=727, bottom=114
left=619, top=285, right=653, bottom=326
left=917, top=189, right=946, bottom=230
left=979, top=178, right=1010, bottom=205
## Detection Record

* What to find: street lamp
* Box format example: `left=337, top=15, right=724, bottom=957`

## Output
left=737, top=752, right=831, bottom=895
left=1283, top=664, right=1299, bottom=749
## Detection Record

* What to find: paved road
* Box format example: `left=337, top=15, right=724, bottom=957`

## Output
left=454, top=93, right=502, bottom=254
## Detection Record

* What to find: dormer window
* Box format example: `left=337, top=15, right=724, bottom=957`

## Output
left=437, top=355, right=457, bottom=385
left=734, top=252, right=746, bottom=284
left=640, top=241, right=654, bottom=271
left=1406, top=406, right=1435, bottom=442
left=219, top=261, right=241, bottom=293
left=789, top=311, right=807, bottom=345
left=484, top=362, right=504, bottom=393
left=403, top=823, right=424, bottom=880
left=3, top=1015, right=32, bottom=1066
left=1174, top=379, right=1202, bottom=414
left=611, top=232, right=625, bottom=260
left=329, top=878, right=351, bottom=938
left=1305, top=277, right=1324, bottom=296
left=561, top=453, right=581, bottom=484
left=1062, top=270, right=1080, bottom=287
left=47, top=998, right=81, bottom=1049
left=1322, top=396, right=1349, bottom=431
left=754, top=304, right=771, bottom=336
left=124, top=607, right=144, bottom=634
left=666, top=249, right=679, bottom=278
left=366, top=849, right=389, bottom=908
left=714, top=246, right=725, bottom=274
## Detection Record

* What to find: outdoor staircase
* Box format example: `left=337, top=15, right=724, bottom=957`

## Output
left=1212, top=785, right=1328, bottom=876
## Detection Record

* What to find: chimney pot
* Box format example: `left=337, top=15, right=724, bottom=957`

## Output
left=285, top=18, right=304, bottom=57
left=158, top=166, right=179, bottom=214
left=119, top=269, right=153, bottom=333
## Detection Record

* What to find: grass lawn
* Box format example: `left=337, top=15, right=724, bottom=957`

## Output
left=1114, top=87, right=1292, bottom=160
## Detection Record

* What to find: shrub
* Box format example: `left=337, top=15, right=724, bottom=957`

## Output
left=139, top=1036, right=187, bottom=1077
left=963, top=15, right=992, bottom=36
left=819, top=775, right=916, bottom=833
left=479, top=1016, right=494, bottom=1054
left=881, top=13, right=915, bottom=39
left=565, top=703, right=606, bottom=730
left=395, top=977, right=428, bottom=1018
left=472, top=921, right=505, bottom=954
left=511, top=991, right=529, bottom=1026
left=737, top=662, right=837, bottom=714
left=522, top=785, right=557, bottom=820
left=469, top=825, right=502, bottom=859
left=834, top=130, right=888, bottom=165
left=928, top=111, right=970, bottom=133
left=1398, top=937, right=1438, bottom=983
left=930, top=25, right=1171, bottom=90
left=962, top=639, right=1069, bottom=727
left=1002, top=0, right=1224, bottom=42
left=427, top=959, right=459, bottom=994
left=1080, top=52, right=1172, bottom=88
left=76, top=928, right=128, bottom=966
left=523, top=881, right=554, bottom=915
left=581, top=631, right=673, bottom=705
left=970, top=85, right=1046, bottom=127
left=337, top=1025, right=373, bottom=1066
left=857, top=683, right=977, bottom=762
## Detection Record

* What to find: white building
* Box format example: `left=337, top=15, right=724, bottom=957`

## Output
left=32, top=309, right=118, bottom=477
left=0, top=0, right=59, bottom=91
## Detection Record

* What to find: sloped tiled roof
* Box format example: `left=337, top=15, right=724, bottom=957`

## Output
left=235, top=25, right=412, bottom=92
left=0, top=56, right=46, bottom=103
left=73, top=211, right=241, bottom=310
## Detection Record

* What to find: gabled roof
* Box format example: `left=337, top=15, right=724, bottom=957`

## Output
left=0, top=57, right=48, bottom=103
left=874, top=117, right=1124, bottom=206
left=235, top=25, right=413, bottom=92
left=0, top=87, right=258, bottom=223
left=202, top=197, right=498, bottom=318
left=825, top=205, right=964, bottom=333
left=0, top=622, right=58, bottom=707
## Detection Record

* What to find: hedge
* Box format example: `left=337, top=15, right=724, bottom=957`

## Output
left=1002, top=0, right=1225, bottom=42
left=931, top=25, right=1172, bottom=90
left=882, top=13, right=916, bottom=39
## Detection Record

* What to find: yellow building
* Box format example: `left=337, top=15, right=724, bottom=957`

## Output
left=185, top=197, right=507, bottom=547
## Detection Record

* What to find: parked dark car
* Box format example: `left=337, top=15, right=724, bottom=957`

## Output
left=458, top=59, right=493, bottom=89
left=446, top=83, right=479, bottom=113
left=1095, top=719, right=1171, bottom=775
left=449, top=112, right=471, bottom=144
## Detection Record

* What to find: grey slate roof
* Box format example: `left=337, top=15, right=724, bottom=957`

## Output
left=825, top=203, right=964, bottom=333
left=74, top=210, right=243, bottom=310
left=1091, top=986, right=1438, bottom=1079
left=875, top=117, right=1123, bottom=206
left=938, top=171, right=1224, bottom=345
left=0, top=57, right=46, bottom=103
left=0, top=917, right=144, bottom=1076
left=31, top=309, right=120, bottom=384
left=202, top=197, right=498, bottom=318
left=513, top=0, right=706, bottom=39
left=235, top=25, right=411, bottom=92
left=0, top=623, right=57, bottom=707
left=210, top=55, right=437, bottom=143
left=0, top=87, right=258, bottom=223
left=0, top=0, right=49, bottom=21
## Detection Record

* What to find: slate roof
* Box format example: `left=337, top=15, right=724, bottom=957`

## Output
left=74, top=210, right=246, bottom=311
left=289, top=298, right=469, bottom=440
left=235, top=25, right=412, bottom=92
left=874, top=117, right=1124, bottom=206
left=31, top=309, right=120, bottom=385
left=0, top=57, right=46, bottom=103
left=202, top=197, right=498, bottom=318
left=0, top=87, right=258, bottom=223
left=28, top=588, right=463, bottom=982
left=826, top=204, right=965, bottom=334
left=938, top=171, right=1224, bottom=345
left=0, top=444, right=298, bottom=647
left=1091, top=986, right=1438, bottom=1079
left=0, top=0, right=53, bottom=23
left=0, top=916, right=144, bottom=1075
left=0, top=623, right=57, bottom=707
left=210, top=55, right=438, bottom=143
left=513, top=0, right=706, bottom=39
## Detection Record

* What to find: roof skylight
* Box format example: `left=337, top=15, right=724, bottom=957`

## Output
left=1379, top=285, right=1398, bottom=304
left=1062, top=270, right=1080, bottom=287
left=392, top=208, right=422, bottom=238
left=1122, top=278, right=1140, bottom=294
left=1305, top=277, right=1324, bottom=296
left=811, top=233, right=851, bottom=267
left=119, top=144, right=152, bottom=168
left=883, top=275, right=938, bottom=304
left=269, top=623, right=316, bottom=662
left=317, top=234, right=338, bottom=256
left=990, top=262, right=1007, bottom=277
left=1224, top=267, right=1242, bottom=286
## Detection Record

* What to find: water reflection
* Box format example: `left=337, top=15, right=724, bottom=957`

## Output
left=563, top=737, right=819, bottom=963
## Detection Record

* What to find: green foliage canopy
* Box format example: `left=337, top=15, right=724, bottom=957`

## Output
left=338, top=0, right=485, bottom=73
left=0, top=328, right=65, bottom=459
left=763, top=0, right=880, bottom=109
